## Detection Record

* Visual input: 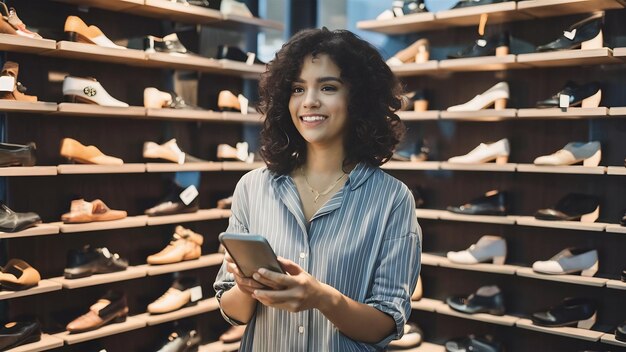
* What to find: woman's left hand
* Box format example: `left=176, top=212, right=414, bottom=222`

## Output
left=251, top=257, right=329, bottom=313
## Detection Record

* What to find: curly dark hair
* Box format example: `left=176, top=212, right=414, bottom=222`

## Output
left=258, top=27, right=405, bottom=175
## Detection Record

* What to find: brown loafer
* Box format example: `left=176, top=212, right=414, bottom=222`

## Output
left=60, top=138, right=123, bottom=165
left=61, top=199, right=127, bottom=224
left=66, top=290, right=128, bottom=333
left=0, top=259, right=40, bottom=291
left=147, top=226, right=203, bottom=265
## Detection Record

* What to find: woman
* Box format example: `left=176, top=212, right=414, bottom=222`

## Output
left=214, top=28, right=421, bottom=351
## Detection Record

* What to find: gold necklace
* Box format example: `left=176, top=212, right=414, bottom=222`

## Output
left=301, top=167, right=347, bottom=203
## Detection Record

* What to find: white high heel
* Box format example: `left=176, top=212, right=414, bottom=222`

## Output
left=447, top=82, right=509, bottom=111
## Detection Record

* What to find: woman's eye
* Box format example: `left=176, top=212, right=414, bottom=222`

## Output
left=292, top=87, right=304, bottom=94
left=322, top=85, right=337, bottom=92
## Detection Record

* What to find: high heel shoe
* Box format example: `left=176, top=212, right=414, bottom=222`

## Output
left=536, top=12, right=603, bottom=52
left=448, top=32, right=509, bottom=59
left=536, top=81, right=601, bottom=109
left=533, top=141, right=601, bottom=167
left=0, top=3, right=42, bottom=39
left=387, top=38, right=430, bottom=66
left=64, top=16, right=126, bottom=49
left=401, top=90, right=429, bottom=111
left=0, top=61, right=37, bottom=102
left=447, top=82, right=509, bottom=111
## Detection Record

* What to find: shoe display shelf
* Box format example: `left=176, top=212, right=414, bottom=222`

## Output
left=356, top=0, right=624, bottom=34
left=515, top=318, right=604, bottom=342
left=397, top=342, right=446, bottom=352
left=609, top=106, right=626, bottom=117
left=0, top=166, right=57, bottom=176
left=615, top=47, right=626, bottom=59
left=515, top=267, right=609, bottom=287
left=0, top=33, right=56, bottom=54
left=57, top=164, right=146, bottom=174
left=382, top=161, right=440, bottom=171
left=439, top=55, right=521, bottom=72
left=390, top=61, right=439, bottom=77
left=422, top=253, right=522, bottom=275
left=516, top=164, right=607, bottom=175
left=4, top=334, right=64, bottom=352
left=142, top=253, right=224, bottom=276
left=515, top=216, right=608, bottom=232
left=440, top=162, right=517, bottom=172
left=53, top=0, right=283, bottom=31
left=53, top=315, right=146, bottom=345
left=199, top=340, right=241, bottom=352
left=145, top=162, right=223, bottom=172
left=0, top=280, right=63, bottom=301
left=145, top=209, right=227, bottom=225
left=222, top=161, right=267, bottom=171
left=606, top=279, right=626, bottom=290
left=440, top=109, right=517, bottom=121
left=601, top=333, right=626, bottom=348
left=412, top=298, right=519, bottom=326
left=397, top=110, right=439, bottom=121
left=138, top=297, right=219, bottom=326
left=605, top=224, right=626, bottom=234
left=0, top=224, right=59, bottom=240
left=517, top=107, right=609, bottom=119
left=220, top=111, right=264, bottom=124
left=55, top=103, right=146, bottom=118
left=0, top=100, right=57, bottom=114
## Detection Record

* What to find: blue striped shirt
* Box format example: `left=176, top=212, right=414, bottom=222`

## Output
left=214, top=162, right=421, bottom=351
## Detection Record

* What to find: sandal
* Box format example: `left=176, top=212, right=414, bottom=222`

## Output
left=61, top=199, right=127, bottom=224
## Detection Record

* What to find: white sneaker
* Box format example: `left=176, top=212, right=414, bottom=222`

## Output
left=534, top=141, right=601, bottom=167
left=447, top=235, right=507, bottom=265
left=143, top=87, right=172, bottom=108
left=220, top=0, right=253, bottom=17
left=448, top=138, right=510, bottom=164
left=62, top=76, right=129, bottom=107
left=143, top=139, right=186, bottom=164
left=447, top=82, right=509, bottom=111
left=532, top=248, right=598, bottom=277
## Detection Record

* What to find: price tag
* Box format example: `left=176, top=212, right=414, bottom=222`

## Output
left=559, top=94, right=570, bottom=108
left=179, top=185, right=199, bottom=205
left=245, top=52, right=256, bottom=66
left=190, top=286, right=203, bottom=302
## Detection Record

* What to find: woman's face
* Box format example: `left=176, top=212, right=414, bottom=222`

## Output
left=289, top=54, right=349, bottom=148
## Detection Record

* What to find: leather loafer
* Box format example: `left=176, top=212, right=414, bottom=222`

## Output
left=217, top=45, right=265, bottom=65
left=63, top=76, right=129, bottom=107
left=61, top=199, right=127, bottom=224
left=616, top=321, right=626, bottom=342
left=147, top=226, right=203, bottom=265
left=148, top=277, right=201, bottom=314
left=157, top=328, right=202, bottom=352
left=534, top=193, right=599, bottom=222
left=60, top=138, right=123, bottom=165
left=145, top=183, right=200, bottom=217
left=0, top=259, right=40, bottom=291
left=447, top=190, right=507, bottom=216
left=447, top=285, right=505, bottom=315
left=531, top=297, right=596, bottom=328
left=536, top=81, right=601, bottom=109
left=532, top=248, right=598, bottom=277
left=64, top=16, right=126, bottom=49
left=0, top=142, right=36, bottom=167
left=448, top=32, right=509, bottom=59
left=0, top=203, right=41, bottom=233
left=66, top=290, right=128, bottom=333
left=0, top=320, right=42, bottom=350
left=536, top=13, right=603, bottom=52
left=445, top=334, right=503, bottom=352
left=64, top=245, right=128, bottom=279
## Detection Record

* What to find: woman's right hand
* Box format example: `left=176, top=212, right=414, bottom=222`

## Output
left=225, top=251, right=265, bottom=296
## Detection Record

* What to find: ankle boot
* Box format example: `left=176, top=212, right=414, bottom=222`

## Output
left=0, top=61, right=37, bottom=102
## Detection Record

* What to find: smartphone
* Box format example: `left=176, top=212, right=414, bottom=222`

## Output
left=218, top=232, right=285, bottom=278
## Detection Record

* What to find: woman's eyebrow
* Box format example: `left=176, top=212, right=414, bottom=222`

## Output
left=292, top=77, right=343, bottom=84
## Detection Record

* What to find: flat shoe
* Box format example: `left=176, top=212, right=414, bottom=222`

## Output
left=60, top=138, right=123, bottom=165
left=0, top=258, right=40, bottom=291
left=62, top=199, right=127, bottom=224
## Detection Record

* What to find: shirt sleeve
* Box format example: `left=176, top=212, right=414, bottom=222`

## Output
left=213, top=173, right=251, bottom=326
left=364, top=186, right=422, bottom=350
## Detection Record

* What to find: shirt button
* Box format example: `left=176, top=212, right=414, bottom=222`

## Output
left=299, top=252, right=306, bottom=259
left=298, top=326, right=304, bottom=334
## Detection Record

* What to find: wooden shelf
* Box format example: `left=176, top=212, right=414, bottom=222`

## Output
left=415, top=209, right=445, bottom=220
left=382, top=161, right=440, bottom=170
left=0, top=33, right=56, bottom=54
left=142, top=297, right=219, bottom=326
left=400, top=342, right=446, bottom=352
left=609, top=106, right=626, bottom=116
left=605, top=224, right=626, bottom=234
left=356, top=12, right=437, bottom=35
left=144, top=52, right=223, bottom=73
left=145, top=209, right=225, bottom=226
left=58, top=216, right=148, bottom=233
left=0, top=280, right=63, bottom=301
left=389, top=61, right=439, bottom=76
left=199, top=340, right=241, bottom=352
left=606, top=279, right=626, bottom=290
left=517, top=0, right=625, bottom=18
left=145, top=162, right=222, bottom=172
left=601, top=333, right=626, bottom=348
left=435, top=304, right=520, bottom=326
left=440, top=109, right=517, bottom=121
left=410, top=298, right=445, bottom=312
left=222, top=112, right=264, bottom=123
left=49, top=266, right=147, bottom=289
left=607, top=166, right=626, bottom=176
left=55, top=315, right=146, bottom=345
left=397, top=110, right=439, bottom=121
left=440, top=162, right=516, bottom=172
left=517, top=48, right=617, bottom=67
left=56, top=103, right=145, bottom=118
left=439, top=55, right=520, bottom=72
left=515, top=216, right=607, bottom=232
left=55, top=0, right=143, bottom=11
left=0, top=224, right=59, bottom=240
left=515, top=318, right=604, bottom=341
left=219, top=60, right=266, bottom=79
left=517, top=164, right=606, bottom=175
left=516, top=267, right=609, bottom=287
left=517, top=107, right=608, bottom=119
left=51, top=41, right=146, bottom=65
left=146, top=108, right=223, bottom=122
left=421, top=253, right=447, bottom=266
left=0, top=167, right=57, bottom=176
left=57, top=164, right=145, bottom=174
left=221, top=161, right=265, bottom=171
left=0, top=101, right=57, bottom=113
left=439, top=212, right=516, bottom=225
left=615, top=47, right=626, bottom=58
left=439, top=257, right=521, bottom=275
left=144, top=253, right=224, bottom=276
left=6, top=334, right=64, bottom=352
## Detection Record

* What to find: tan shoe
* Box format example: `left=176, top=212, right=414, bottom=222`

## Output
left=147, top=277, right=200, bottom=314
left=66, top=291, right=128, bottom=333
left=217, top=90, right=241, bottom=111
left=387, top=38, right=430, bottom=66
left=219, top=325, right=246, bottom=343
left=147, top=226, right=203, bottom=265
left=0, top=61, right=37, bottom=102
left=60, top=138, right=124, bottom=165
left=0, top=259, right=40, bottom=291
left=64, top=16, right=126, bottom=49
left=61, top=199, right=127, bottom=224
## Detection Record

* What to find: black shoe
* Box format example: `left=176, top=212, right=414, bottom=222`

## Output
left=617, top=321, right=626, bottom=342
left=536, top=13, right=603, bottom=52
left=534, top=193, right=599, bottom=221
left=145, top=183, right=200, bottom=217
left=447, top=190, right=507, bottom=216
left=144, top=33, right=190, bottom=54
left=531, top=297, right=596, bottom=328
left=217, top=45, right=265, bottom=65
left=0, top=203, right=41, bottom=233
left=447, top=285, right=505, bottom=315
left=0, top=320, right=42, bottom=350
left=453, top=0, right=509, bottom=9
left=536, top=81, right=601, bottom=108
left=445, top=334, right=503, bottom=352
left=447, top=32, right=509, bottom=59
left=0, top=142, right=36, bottom=167
left=156, top=328, right=201, bottom=352
left=64, top=245, right=128, bottom=279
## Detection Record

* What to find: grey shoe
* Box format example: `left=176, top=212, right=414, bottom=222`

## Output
left=534, top=141, right=601, bottom=166
left=532, top=248, right=598, bottom=277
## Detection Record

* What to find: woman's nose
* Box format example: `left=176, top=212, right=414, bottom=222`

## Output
left=303, top=90, right=320, bottom=108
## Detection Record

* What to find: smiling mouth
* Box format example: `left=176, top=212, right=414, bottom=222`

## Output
left=300, top=115, right=328, bottom=122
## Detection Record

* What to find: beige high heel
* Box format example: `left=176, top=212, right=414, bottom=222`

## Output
left=387, top=38, right=430, bottom=66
